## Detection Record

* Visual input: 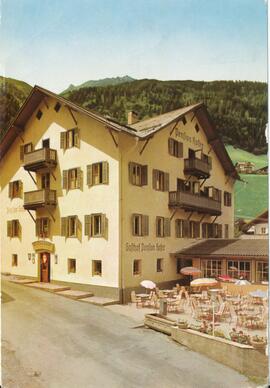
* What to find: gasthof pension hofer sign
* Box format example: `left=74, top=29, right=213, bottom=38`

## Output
left=125, top=243, right=165, bottom=252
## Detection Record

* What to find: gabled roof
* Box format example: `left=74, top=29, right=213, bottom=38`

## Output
left=0, top=85, right=239, bottom=179
left=242, top=210, right=268, bottom=233
left=173, top=238, right=268, bottom=258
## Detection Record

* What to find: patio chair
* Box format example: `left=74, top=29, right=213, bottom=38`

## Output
left=131, top=291, right=143, bottom=308
left=214, top=302, right=231, bottom=321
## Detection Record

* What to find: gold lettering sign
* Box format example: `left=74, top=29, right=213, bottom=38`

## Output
left=32, top=241, right=55, bottom=253
left=125, top=242, right=165, bottom=252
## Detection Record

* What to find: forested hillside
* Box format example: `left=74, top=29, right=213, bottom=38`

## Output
left=63, top=79, right=267, bottom=154
left=0, top=77, right=267, bottom=154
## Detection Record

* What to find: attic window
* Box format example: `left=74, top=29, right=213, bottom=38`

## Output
left=54, top=102, right=61, bottom=112
left=195, top=124, right=199, bottom=132
left=182, top=116, right=187, bottom=125
left=36, top=110, right=43, bottom=120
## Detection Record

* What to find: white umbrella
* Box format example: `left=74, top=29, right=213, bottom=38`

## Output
left=190, top=278, right=218, bottom=287
left=235, top=279, right=251, bottom=286
left=180, top=267, right=201, bottom=276
left=140, top=280, right=156, bottom=289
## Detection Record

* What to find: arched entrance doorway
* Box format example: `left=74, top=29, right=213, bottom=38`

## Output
left=32, top=241, right=55, bottom=283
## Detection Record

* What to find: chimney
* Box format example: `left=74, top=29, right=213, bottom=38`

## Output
left=127, top=111, right=139, bottom=125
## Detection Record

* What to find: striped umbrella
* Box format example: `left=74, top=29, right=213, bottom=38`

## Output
left=180, top=267, right=201, bottom=276
left=190, top=278, right=218, bottom=287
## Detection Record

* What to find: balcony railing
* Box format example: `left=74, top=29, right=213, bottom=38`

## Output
left=23, top=148, right=57, bottom=172
left=169, top=191, right=221, bottom=215
left=184, top=158, right=210, bottom=178
left=24, top=189, right=57, bottom=210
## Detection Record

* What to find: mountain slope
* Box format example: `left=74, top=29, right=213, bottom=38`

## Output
left=0, top=77, right=32, bottom=138
left=61, top=75, right=135, bottom=95
left=63, top=79, right=267, bottom=154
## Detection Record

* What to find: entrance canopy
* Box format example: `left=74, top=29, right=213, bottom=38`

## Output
left=32, top=240, right=55, bottom=253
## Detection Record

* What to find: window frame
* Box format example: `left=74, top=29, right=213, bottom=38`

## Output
left=68, top=258, right=76, bottom=274
left=133, top=259, right=142, bottom=276
left=156, top=258, right=164, bottom=273
left=92, top=260, right=102, bottom=276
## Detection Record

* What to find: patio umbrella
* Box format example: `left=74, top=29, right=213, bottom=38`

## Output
left=234, top=279, right=251, bottom=286
left=217, top=275, right=235, bottom=283
left=229, top=266, right=238, bottom=272
left=140, top=280, right=156, bottom=290
left=190, top=278, right=218, bottom=287
left=249, top=290, right=268, bottom=298
left=180, top=267, right=201, bottom=276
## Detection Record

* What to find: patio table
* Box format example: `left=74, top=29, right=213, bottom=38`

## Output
left=136, top=293, right=149, bottom=298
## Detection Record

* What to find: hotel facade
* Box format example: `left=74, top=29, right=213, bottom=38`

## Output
left=0, top=86, right=242, bottom=301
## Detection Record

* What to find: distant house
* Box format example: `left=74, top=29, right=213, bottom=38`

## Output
left=241, top=210, right=268, bottom=238
left=235, top=161, right=255, bottom=174
left=254, top=165, right=268, bottom=175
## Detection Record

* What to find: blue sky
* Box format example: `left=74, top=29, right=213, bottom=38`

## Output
left=0, top=0, right=267, bottom=92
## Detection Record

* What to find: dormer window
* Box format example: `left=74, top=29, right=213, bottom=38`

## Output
left=36, top=110, right=43, bottom=120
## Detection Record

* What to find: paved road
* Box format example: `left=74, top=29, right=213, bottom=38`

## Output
left=2, top=279, right=255, bottom=388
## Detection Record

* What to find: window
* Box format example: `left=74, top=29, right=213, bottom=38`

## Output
left=261, top=227, right=267, bottom=234
left=20, top=142, right=33, bottom=161
left=133, top=259, right=142, bottom=276
left=201, top=260, right=222, bottom=277
left=92, top=260, right=102, bottom=276
left=7, top=220, right=20, bottom=237
left=36, top=218, right=50, bottom=238
left=224, top=191, right=232, bottom=206
left=156, top=258, right=164, bottom=273
left=202, top=223, right=222, bottom=238
left=12, top=254, right=18, bottom=267
left=256, top=262, right=268, bottom=282
left=42, top=139, right=50, bottom=148
left=175, top=219, right=199, bottom=238
left=182, top=116, right=187, bottom=125
left=9, top=180, right=22, bottom=199
left=156, top=217, right=170, bottom=237
left=36, top=109, right=43, bottom=120
left=195, top=123, right=200, bottom=132
left=61, top=216, right=81, bottom=238
left=227, top=261, right=251, bottom=281
left=63, top=168, right=83, bottom=190
left=132, top=214, right=149, bottom=236
left=168, top=138, right=183, bottom=158
left=41, top=173, right=50, bottom=189
left=225, top=224, right=229, bottom=238
left=128, top=162, right=147, bottom=186
left=177, top=258, right=192, bottom=274
left=152, top=169, right=169, bottom=191
left=68, top=258, right=76, bottom=273
left=60, top=128, right=80, bottom=149
left=87, top=162, right=109, bottom=186
left=85, top=214, right=108, bottom=238
left=54, top=102, right=61, bottom=112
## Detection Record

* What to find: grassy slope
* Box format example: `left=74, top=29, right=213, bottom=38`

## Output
left=225, top=145, right=267, bottom=170
left=234, top=174, right=268, bottom=221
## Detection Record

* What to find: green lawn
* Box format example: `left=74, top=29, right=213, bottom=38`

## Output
left=234, top=174, right=268, bottom=221
left=226, top=145, right=267, bottom=170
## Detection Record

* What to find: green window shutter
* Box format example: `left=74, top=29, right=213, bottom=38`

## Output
left=76, top=216, right=82, bottom=238
left=62, top=170, right=68, bottom=190
left=60, top=132, right=67, bottom=150
left=164, top=218, right=171, bottom=237
left=102, top=161, right=109, bottom=184
left=35, top=219, right=40, bottom=237
left=78, top=168, right=83, bottom=190
left=142, top=215, right=149, bottom=236
left=156, top=217, right=160, bottom=237
left=90, top=215, right=95, bottom=237
left=17, top=221, right=22, bottom=238
left=194, top=222, right=200, bottom=238
left=46, top=218, right=51, bottom=237
left=8, top=183, right=13, bottom=198
left=141, top=165, right=148, bottom=186
left=218, top=224, right=222, bottom=238
left=131, top=214, right=136, bottom=236
left=87, top=165, right=93, bottom=186
left=18, top=181, right=23, bottom=198
left=84, top=215, right=91, bottom=236
left=7, top=221, right=12, bottom=237
left=164, top=173, right=170, bottom=191
left=152, top=169, right=157, bottom=190
left=101, top=214, right=107, bottom=238
left=183, top=220, right=190, bottom=238
left=178, top=142, right=183, bottom=158
left=20, top=145, right=24, bottom=161
left=61, top=217, right=68, bottom=237
left=129, top=162, right=134, bottom=184
left=74, top=128, right=80, bottom=148
left=175, top=220, right=179, bottom=238
left=168, top=138, right=174, bottom=155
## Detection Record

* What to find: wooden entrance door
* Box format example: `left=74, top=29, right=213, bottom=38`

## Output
left=40, top=252, right=50, bottom=282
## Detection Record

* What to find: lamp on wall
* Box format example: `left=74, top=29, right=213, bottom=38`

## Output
left=54, top=254, right=58, bottom=264
left=32, top=253, right=35, bottom=264
left=28, top=253, right=31, bottom=261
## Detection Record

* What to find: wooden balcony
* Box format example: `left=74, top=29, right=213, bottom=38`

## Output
left=184, top=158, right=210, bottom=178
left=169, top=191, right=221, bottom=215
left=23, top=148, right=57, bottom=172
left=24, top=189, right=57, bottom=210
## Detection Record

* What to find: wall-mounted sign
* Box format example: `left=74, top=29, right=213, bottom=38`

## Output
left=126, top=242, right=165, bottom=252
left=175, top=129, right=203, bottom=149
